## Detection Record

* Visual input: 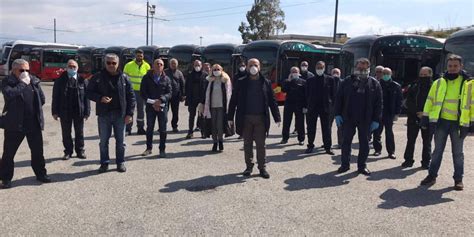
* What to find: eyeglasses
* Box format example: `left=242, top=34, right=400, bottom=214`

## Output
left=106, top=61, right=117, bottom=65
left=19, top=69, right=30, bottom=73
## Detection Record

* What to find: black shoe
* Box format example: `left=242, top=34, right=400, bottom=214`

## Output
left=36, top=175, right=52, bottom=183
left=358, top=168, right=371, bottom=176
left=320, top=145, right=325, bottom=148
left=337, top=166, right=350, bottom=173
left=421, top=163, right=430, bottom=170
left=195, top=127, right=200, bottom=132
left=454, top=180, right=464, bottom=191
left=117, top=163, right=127, bottom=173
left=186, top=133, right=193, bottom=139
left=1, top=180, right=12, bottom=189
left=219, top=141, right=224, bottom=151
left=62, top=153, right=71, bottom=160
left=388, top=154, right=396, bottom=159
left=420, top=175, right=436, bottom=186
left=298, top=141, right=304, bottom=146
left=292, top=129, right=297, bottom=135
left=325, top=149, right=335, bottom=155
left=126, top=130, right=132, bottom=136
left=159, top=150, right=167, bottom=158
left=305, top=146, right=314, bottom=154
left=137, top=128, right=146, bottom=135
left=172, top=128, right=179, bottom=133
left=373, top=151, right=381, bottom=156
left=242, top=165, right=254, bottom=177
left=280, top=139, right=288, bottom=144
left=212, top=143, right=218, bottom=152
left=77, top=152, right=87, bottom=159
left=259, top=168, right=270, bottom=179
left=401, top=160, right=414, bottom=168
left=98, top=164, right=109, bottom=173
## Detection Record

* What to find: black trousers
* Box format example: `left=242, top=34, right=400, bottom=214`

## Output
left=341, top=120, right=369, bottom=170
left=169, top=97, right=180, bottom=129
left=282, top=102, right=305, bottom=142
left=127, top=90, right=145, bottom=132
left=146, top=107, right=168, bottom=151
left=403, top=115, right=432, bottom=166
left=373, top=116, right=395, bottom=154
left=60, top=116, right=85, bottom=155
left=188, top=102, right=199, bottom=134
left=0, top=128, right=47, bottom=181
left=306, top=110, right=332, bottom=149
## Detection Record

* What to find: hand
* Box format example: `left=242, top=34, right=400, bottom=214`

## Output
left=393, top=115, right=399, bottom=122
left=197, top=103, right=204, bottom=116
left=53, top=114, right=58, bottom=121
left=370, top=121, right=380, bottom=132
left=302, top=108, right=308, bottom=114
left=153, top=99, right=162, bottom=112
left=416, top=112, right=423, bottom=119
left=101, top=96, right=112, bottom=104
left=335, top=115, right=343, bottom=127
left=125, top=115, right=133, bottom=125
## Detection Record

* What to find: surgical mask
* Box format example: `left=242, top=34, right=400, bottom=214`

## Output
left=19, top=71, right=30, bottom=80
left=382, top=75, right=391, bottom=81
left=316, top=69, right=325, bottom=76
left=194, top=66, right=201, bottom=72
left=291, top=73, right=299, bottom=79
left=301, top=66, right=308, bottom=72
left=356, top=69, right=370, bottom=79
left=239, top=66, right=246, bottom=72
left=332, top=74, right=340, bottom=78
left=249, top=66, right=259, bottom=76
left=213, top=70, right=222, bottom=77
left=67, top=68, right=77, bottom=77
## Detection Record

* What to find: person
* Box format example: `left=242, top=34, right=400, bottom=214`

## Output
left=300, top=61, right=315, bottom=80
left=202, top=64, right=232, bottom=152
left=164, top=58, right=185, bottom=133
left=86, top=53, right=136, bottom=173
left=331, top=68, right=344, bottom=149
left=374, top=65, right=384, bottom=81
left=372, top=67, right=402, bottom=158
left=402, top=67, right=433, bottom=168
left=334, top=58, right=382, bottom=176
left=140, top=59, right=172, bottom=158
left=52, top=59, right=90, bottom=160
left=305, top=61, right=336, bottom=155
left=185, top=60, right=204, bottom=139
left=420, top=54, right=473, bottom=191
left=123, top=49, right=151, bottom=135
left=0, top=59, right=50, bottom=189
left=280, top=66, right=306, bottom=145
left=233, top=61, right=246, bottom=84
left=227, top=58, right=281, bottom=179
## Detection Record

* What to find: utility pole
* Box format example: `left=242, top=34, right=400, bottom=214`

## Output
left=34, top=18, right=74, bottom=43
left=333, top=0, right=339, bottom=43
left=54, top=18, right=56, bottom=43
left=146, top=0, right=149, bottom=46
left=150, top=4, right=156, bottom=45
left=124, top=2, right=168, bottom=46
left=199, top=36, right=203, bottom=46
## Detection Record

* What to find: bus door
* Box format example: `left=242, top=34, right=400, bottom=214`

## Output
left=422, top=47, right=443, bottom=78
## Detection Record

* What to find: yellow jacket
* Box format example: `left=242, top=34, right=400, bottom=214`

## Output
left=123, top=60, right=151, bottom=91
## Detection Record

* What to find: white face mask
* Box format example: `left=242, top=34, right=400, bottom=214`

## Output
left=239, top=66, right=246, bottom=72
left=356, top=69, right=370, bottom=79
left=332, top=73, right=340, bottom=78
left=301, top=66, right=308, bottom=72
left=291, top=73, right=299, bottom=79
left=249, top=66, right=259, bottom=75
left=19, top=71, right=30, bottom=80
left=194, top=66, right=201, bottom=72
left=213, top=70, right=222, bottom=77
left=316, top=69, right=325, bottom=76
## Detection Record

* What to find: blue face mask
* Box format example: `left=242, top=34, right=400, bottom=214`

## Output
left=67, top=68, right=77, bottom=77
left=382, top=75, right=391, bottom=81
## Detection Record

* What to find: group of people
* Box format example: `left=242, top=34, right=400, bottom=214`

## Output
left=0, top=49, right=472, bottom=191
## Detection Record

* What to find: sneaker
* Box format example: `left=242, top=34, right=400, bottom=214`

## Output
left=117, top=163, right=127, bottom=173
left=421, top=163, right=430, bottom=170
left=298, top=141, right=304, bottom=146
left=259, top=168, right=270, bottom=179
left=454, top=181, right=464, bottom=191
left=98, top=164, right=109, bottom=173
left=420, top=175, right=436, bottom=186
left=142, top=149, right=152, bottom=156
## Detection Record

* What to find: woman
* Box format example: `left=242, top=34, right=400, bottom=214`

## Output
left=202, top=64, right=232, bottom=152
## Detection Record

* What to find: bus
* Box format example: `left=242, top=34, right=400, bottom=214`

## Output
left=237, top=40, right=341, bottom=103
left=340, top=35, right=379, bottom=77
left=0, top=40, right=79, bottom=79
left=168, top=44, right=200, bottom=77
left=77, top=47, right=105, bottom=79
left=444, top=27, right=474, bottom=76
left=136, top=45, right=160, bottom=65
left=157, top=47, right=170, bottom=68
left=103, top=46, right=135, bottom=71
left=201, top=43, right=237, bottom=75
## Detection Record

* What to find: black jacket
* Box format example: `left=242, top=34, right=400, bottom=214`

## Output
left=86, top=70, right=136, bottom=117
left=52, top=72, right=91, bottom=118
left=199, top=72, right=209, bottom=104
left=282, top=76, right=306, bottom=106
left=2, top=74, right=45, bottom=132
left=300, top=70, right=315, bottom=80
left=406, top=78, right=432, bottom=118
left=335, top=75, right=383, bottom=123
left=140, top=70, right=172, bottom=110
left=164, top=68, right=185, bottom=100
left=185, top=70, right=204, bottom=105
left=305, top=74, right=336, bottom=113
left=380, top=79, right=403, bottom=118
left=227, top=73, right=281, bottom=136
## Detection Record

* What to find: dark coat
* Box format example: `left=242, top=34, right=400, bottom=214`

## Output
left=227, top=73, right=281, bottom=136
left=405, top=78, right=432, bottom=117
left=86, top=70, right=136, bottom=117
left=380, top=79, right=403, bottom=118
left=199, top=72, right=209, bottom=104
left=140, top=70, right=172, bottom=110
left=305, top=74, right=336, bottom=113
left=282, top=76, right=306, bottom=106
left=334, top=75, right=383, bottom=123
left=52, top=71, right=91, bottom=119
left=164, top=68, right=185, bottom=100
left=185, top=70, right=204, bottom=105
left=1, top=74, right=45, bottom=132
left=300, top=70, right=315, bottom=80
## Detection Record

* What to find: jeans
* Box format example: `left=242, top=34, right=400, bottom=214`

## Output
left=146, top=106, right=168, bottom=151
left=98, top=110, right=126, bottom=165
left=428, top=119, right=465, bottom=181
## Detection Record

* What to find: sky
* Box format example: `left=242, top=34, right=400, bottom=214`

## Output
left=0, top=0, right=473, bottom=48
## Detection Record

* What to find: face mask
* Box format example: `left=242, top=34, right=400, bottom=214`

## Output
left=19, top=71, right=30, bottom=80
left=249, top=66, right=259, bottom=76
left=67, top=68, right=77, bottom=77
left=239, top=66, right=246, bottom=72
left=213, top=70, right=222, bottom=77
left=291, top=73, right=299, bottom=79
left=316, top=69, right=325, bottom=76
left=444, top=72, right=459, bottom=80
left=194, top=66, right=201, bottom=72
left=382, top=75, right=391, bottom=81
left=332, top=74, right=340, bottom=78
left=301, top=66, right=308, bottom=72
left=356, top=69, right=370, bottom=79
left=419, top=76, right=431, bottom=82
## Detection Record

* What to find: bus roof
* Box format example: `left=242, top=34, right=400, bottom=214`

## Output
left=447, top=27, right=474, bottom=41
left=373, top=34, right=444, bottom=49
left=169, top=44, right=199, bottom=52
left=3, top=40, right=80, bottom=49
left=203, top=43, right=237, bottom=54
left=244, top=40, right=284, bottom=50
left=137, top=45, right=160, bottom=52
left=104, top=46, right=127, bottom=53
left=343, top=35, right=379, bottom=47
left=78, top=46, right=98, bottom=53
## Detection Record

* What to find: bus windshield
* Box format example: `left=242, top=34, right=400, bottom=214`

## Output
left=43, top=49, right=77, bottom=68
left=78, top=51, right=92, bottom=74
left=243, top=48, right=277, bottom=81
left=203, top=51, right=233, bottom=74
left=169, top=50, right=194, bottom=75
left=445, top=39, right=474, bottom=75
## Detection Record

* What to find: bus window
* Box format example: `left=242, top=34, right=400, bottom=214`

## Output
left=243, top=48, right=277, bottom=82
left=78, top=52, right=92, bottom=74
left=445, top=39, right=474, bottom=75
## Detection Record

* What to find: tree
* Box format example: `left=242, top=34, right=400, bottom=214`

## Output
left=238, top=0, right=286, bottom=44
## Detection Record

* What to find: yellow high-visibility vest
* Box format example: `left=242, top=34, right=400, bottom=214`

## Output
left=123, top=60, right=151, bottom=91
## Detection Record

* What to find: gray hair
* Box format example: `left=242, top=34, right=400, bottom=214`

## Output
left=290, top=66, right=300, bottom=73
left=12, top=58, right=29, bottom=70
left=104, top=53, right=119, bottom=62
left=170, top=58, right=178, bottom=65
left=67, top=59, right=78, bottom=66
left=375, top=65, right=384, bottom=71
left=420, top=66, right=433, bottom=76
left=383, top=67, right=392, bottom=75
left=331, top=68, right=341, bottom=75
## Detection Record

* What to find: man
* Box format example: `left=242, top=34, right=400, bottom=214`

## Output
left=334, top=58, right=382, bottom=176
left=52, top=59, right=90, bottom=160
left=331, top=68, right=344, bottom=149
left=281, top=67, right=306, bottom=145
left=372, top=67, right=402, bottom=158
left=140, top=59, right=172, bottom=158
left=123, top=49, right=150, bottom=135
left=233, top=61, right=246, bottom=84
left=185, top=60, right=204, bottom=139
left=403, top=67, right=433, bottom=169
left=0, top=59, right=50, bottom=189
left=228, top=58, right=281, bottom=179
left=86, top=53, right=136, bottom=173
left=420, top=55, right=473, bottom=191
left=305, top=61, right=336, bottom=155
left=374, top=65, right=384, bottom=81
left=300, top=61, right=315, bottom=80
left=164, top=58, right=185, bottom=133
